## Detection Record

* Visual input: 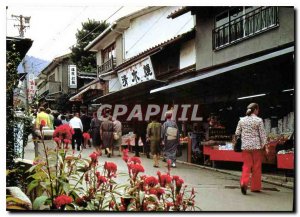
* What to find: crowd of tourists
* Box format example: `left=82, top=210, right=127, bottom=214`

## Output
left=30, top=107, right=180, bottom=168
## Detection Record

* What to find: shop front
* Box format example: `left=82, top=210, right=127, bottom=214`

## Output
left=150, top=46, right=295, bottom=170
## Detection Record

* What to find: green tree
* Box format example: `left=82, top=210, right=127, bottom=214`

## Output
left=71, top=19, right=109, bottom=72
left=6, top=42, right=21, bottom=186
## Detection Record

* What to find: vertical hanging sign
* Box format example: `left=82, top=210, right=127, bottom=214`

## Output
left=27, top=73, right=36, bottom=103
left=68, top=65, right=77, bottom=88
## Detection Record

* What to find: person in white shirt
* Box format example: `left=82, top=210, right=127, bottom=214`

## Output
left=69, top=113, right=83, bottom=151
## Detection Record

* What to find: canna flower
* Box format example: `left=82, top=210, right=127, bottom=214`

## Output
left=53, top=194, right=73, bottom=209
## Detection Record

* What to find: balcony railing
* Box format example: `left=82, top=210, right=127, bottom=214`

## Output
left=213, top=7, right=279, bottom=50
left=38, top=81, right=61, bottom=97
left=97, top=57, right=116, bottom=75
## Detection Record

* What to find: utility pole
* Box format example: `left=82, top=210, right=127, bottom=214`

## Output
left=11, top=14, right=30, bottom=38
left=22, top=59, right=29, bottom=112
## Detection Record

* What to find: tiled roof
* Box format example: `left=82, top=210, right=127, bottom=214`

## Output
left=167, top=6, right=191, bottom=19
left=115, top=28, right=195, bottom=71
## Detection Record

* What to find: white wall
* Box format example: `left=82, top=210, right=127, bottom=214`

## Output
left=124, top=7, right=194, bottom=59
left=180, top=39, right=195, bottom=69
left=109, top=77, right=121, bottom=92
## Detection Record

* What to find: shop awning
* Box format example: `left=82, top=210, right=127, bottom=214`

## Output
left=150, top=46, right=294, bottom=94
left=69, top=81, right=104, bottom=102
left=94, top=79, right=165, bottom=104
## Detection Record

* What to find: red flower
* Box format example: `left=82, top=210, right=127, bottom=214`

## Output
left=144, top=176, right=158, bottom=188
left=63, top=139, right=71, bottom=144
left=85, top=173, right=89, bottom=182
left=82, top=132, right=91, bottom=140
left=97, top=175, right=107, bottom=185
left=122, top=156, right=129, bottom=163
left=40, top=120, right=46, bottom=127
left=53, top=194, right=73, bottom=208
left=129, top=163, right=144, bottom=175
left=54, top=137, right=61, bottom=143
left=89, top=152, right=98, bottom=161
left=176, top=194, right=183, bottom=206
left=191, top=187, right=195, bottom=195
left=109, top=201, right=115, bottom=210
left=149, top=188, right=157, bottom=195
left=156, top=188, right=165, bottom=199
left=128, top=156, right=141, bottom=164
left=175, top=178, right=184, bottom=187
left=104, top=162, right=117, bottom=177
left=53, top=124, right=73, bottom=141
left=160, top=174, right=172, bottom=187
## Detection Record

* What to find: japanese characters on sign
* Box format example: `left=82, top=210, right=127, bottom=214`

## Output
left=27, top=73, right=36, bottom=103
left=117, top=57, right=155, bottom=89
left=68, top=65, right=77, bottom=88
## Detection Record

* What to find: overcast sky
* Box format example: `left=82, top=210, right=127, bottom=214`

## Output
left=6, top=5, right=145, bottom=61
left=4, top=0, right=297, bottom=62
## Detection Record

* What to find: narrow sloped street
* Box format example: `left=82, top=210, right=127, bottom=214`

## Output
left=24, top=138, right=294, bottom=211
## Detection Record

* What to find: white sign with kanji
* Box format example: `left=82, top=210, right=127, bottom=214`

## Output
left=27, top=73, right=36, bottom=103
left=68, top=65, right=77, bottom=88
left=118, top=57, right=155, bottom=89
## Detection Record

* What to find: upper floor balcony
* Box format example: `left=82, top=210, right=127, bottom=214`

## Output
left=97, top=57, right=116, bottom=75
left=38, top=81, right=61, bottom=97
left=213, top=7, right=279, bottom=50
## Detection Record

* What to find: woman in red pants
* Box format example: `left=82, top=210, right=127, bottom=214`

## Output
left=235, top=103, right=269, bottom=195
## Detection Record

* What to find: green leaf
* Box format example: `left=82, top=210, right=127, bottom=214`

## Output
left=32, top=196, right=49, bottom=210
left=27, top=180, right=39, bottom=194
left=6, top=205, right=27, bottom=210
left=6, top=196, right=27, bottom=205
left=139, top=191, right=145, bottom=206
left=26, top=165, right=37, bottom=173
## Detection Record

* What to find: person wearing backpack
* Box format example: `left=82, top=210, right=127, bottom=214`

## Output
left=146, top=116, right=162, bottom=167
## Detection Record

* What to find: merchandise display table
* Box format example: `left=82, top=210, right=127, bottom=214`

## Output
left=203, top=141, right=277, bottom=166
left=277, top=153, right=294, bottom=170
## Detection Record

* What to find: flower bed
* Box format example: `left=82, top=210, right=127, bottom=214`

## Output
left=22, top=125, right=199, bottom=211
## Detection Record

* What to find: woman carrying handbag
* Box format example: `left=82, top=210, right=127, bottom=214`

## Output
left=235, top=103, right=269, bottom=195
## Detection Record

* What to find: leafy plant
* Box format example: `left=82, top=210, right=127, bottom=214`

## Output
left=25, top=124, right=199, bottom=211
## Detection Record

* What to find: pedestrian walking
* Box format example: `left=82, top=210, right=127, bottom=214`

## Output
left=53, top=113, right=62, bottom=129
left=132, top=115, right=147, bottom=157
left=35, top=107, right=51, bottom=129
left=80, top=110, right=92, bottom=148
left=235, top=103, right=268, bottom=195
left=90, top=112, right=101, bottom=153
left=69, top=112, right=83, bottom=151
left=100, top=112, right=114, bottom=158
left=61, top=115, right=68, bottom=125
left=113, top=117, right=122, bottom=156
left=161, top=113, right=179, bottom=168
left=146, top=116, right=162, bottom=167
left=46, top=108, right=54, bottom=130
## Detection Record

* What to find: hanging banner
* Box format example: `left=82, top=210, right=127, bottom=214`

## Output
left=27, top=73, right=36, bottom=103
left=117, top=57, right=155, bottom=89
left=68, top=65, right=77, bottom=88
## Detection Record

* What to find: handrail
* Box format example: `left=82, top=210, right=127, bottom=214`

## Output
left=213, top=6, right=278, bottom=49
